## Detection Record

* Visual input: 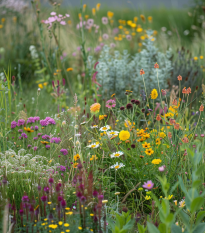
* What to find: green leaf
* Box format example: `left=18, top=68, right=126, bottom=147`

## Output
left=107, top=218, right=115, bottom=231
left=147, top=222, right=160, bottom=233
left=193, top=180, right=202, bottom=189
left=165, top=213, right=174, bottom=224
left=193, top=223, right=205, bottom=233
left=191, top=197, right=204, bottom=213
left=170, top=181, right=179, bottom=194
left=158, top=223, right=166, bottom=233
left=178, top=176, right=187, bottom=195
left=171, top=224, right=183, bottom=233
left=35, top=67, right=46, bottom=74
left=137, top=223, right=146, bottom=233
left=121, top=219, right=135, bottom=232
left=196, top=211, right=205, bottom=225
left=178, top=210, right=190, bottom=228
left=196, top=165, right=205, bottom=176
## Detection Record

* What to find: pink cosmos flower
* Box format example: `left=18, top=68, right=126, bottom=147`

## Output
left=158, top=165, right=165, bottom=172
left=60, top=21, right=66, bottom=25
left=106, top=99, right=116, bottom=108
left=50, top=12, right=56, bottom=16
left=142, top=180, right=154, bottom=190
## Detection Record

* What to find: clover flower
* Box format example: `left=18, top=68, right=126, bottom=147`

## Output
left=40, top=120, right=48, bottom=126
left=51, top=137, right=61, bottom=143
left=21, top=133, right=28, bottom=139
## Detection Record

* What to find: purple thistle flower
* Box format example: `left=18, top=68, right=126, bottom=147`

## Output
left=58, top=196, right=63, bottom=202
left=27, top=117, right=35, bottom=123
left=51, top=137, right=61, bottom=143
left=18, top=129, right=23, bottom=133
left=17, top=119, right=25, bottom=126
left=41, top=195, right=47, bottom=202
left=33, top=137, right=38, bottom=140
left=42, top=134, right=50, bottom=140
left=60, top=149, right=68, bottom=156
left=18, top=136, right=22, bottom=140
left=76, top=191, right=82, bottom=198
left=34, top=116, right=40, bottom=122
left=46, top=145, right=50, bottom=150
left=27, top=144, right=32, bottom=149
left=33, top=146, right=38, bottom=151
left=37, top=133, right=43, bottom=137
left=61, top=199, right=66, bottom=208
left=93, top=190, right=98, bottom=197
left=34, top=126, right=38, bottom=131
left=59, top=165, right=66, bottom=172
left=44, top=186, right=49, bottom=193
left=48, top=118, right=56, bottom=125
left=98, top=194, right=104, bottom=200
left=11, top=121, right=17, bottom=129
left=48, top=178, right=54, bottom=184
left=37, top=185, right=41, bottom=191
left=19, top=209, right=24, bottom=216
left=21, top=133, right=28, bottom=139
left=142, top=180, right=154, bottom=190
left=40, top=120, right=48, bottom=126
left=22, top=196, right=29, bottom=202
left=81, top=196, right=86, bottom=203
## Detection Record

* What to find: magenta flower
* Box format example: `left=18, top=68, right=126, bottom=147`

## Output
left=60, top=149, right=68, bottom=155
left=21, top=133, right=28, bottom=139
left=142, top=180, right=154, bottom=190
left=40, top=120, right=48, bottom=126
left=48, top=118, right=56, bottom=125
left=51, top=137, right=61, bottom=143
left=17, top=119, right=25, bottom=126
left=11, top=121, right=17, bottom=129
left=106, top=99, right=116, bottom=108
left=27, top=117, right=35, bottom=123
left=158, top=165, right=165, bottom=172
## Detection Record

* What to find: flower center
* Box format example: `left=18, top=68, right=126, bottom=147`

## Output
left=115, top=153, right=120, bottom=157
left=147, top=184, right=151, bottom=187
left=115, top=165, right=119, bottom=169
left=102, top=127, right=107, bottom=130
left=91, top=145, right=96, bottom=148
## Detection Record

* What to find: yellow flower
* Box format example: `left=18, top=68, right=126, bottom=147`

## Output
left=145, top=195, right=151, bottom=200
left=67, top=67, right=73, bottom=72
left=102, top=200, right=108, bottom=204
left=83, top=4, right=86, bottom=10
left=1, top=18, right=5, bottom=23
left=78, top=227, right=83, bottom=230
left=92, top=8, right=96, bottom=16
left=107, top=11, right=114, bottom=19
left=119, top=130, right=130, bottom=141
left=66, top=230, right=70, bottom=232
left=47, top=202, right=52, bottom=205
left=134, top=16, right=138, bottom=22
left=150, top=89, right=158, bottom=99
left=138, top=187, right=143, bottom=191
left=38, top=84, right=43, bottom=89
left=193, top=57, right=198, bottom=61
left=140, top=14, right=146, bottom=22
left=90, top=103, right=101, bottom=113
left=159, top=132, right=166, bottom=138
left=140, top=36, right=145, bottom=40
left=74, top=154, right=80, bottom=161
left=13, top=17, right=17, bottom=22
left=200, top=55, right=203, bottom=59
left=155, top=138, right=161, bottom=145
left=43, top=82, right=48, bottom=86
left=151, top=159, right=162, bottom=165
left=90, top=213, right=94, bottom=216
left=99, top=115, right=105, bottom=120
left=59, top=221, right=63, bottom=225
left=96, top=3, right=101, bottom=10
left=142, top=142, right=151, bottom=148
left=148, top=16, right=152, bottom=22
left=78, top=13, right=82, bottom=19
left=145, top=148, right=154, bottom=156
left=64, top=223, right=69, bottom=227
left=136, top=27, right=143, bottom=32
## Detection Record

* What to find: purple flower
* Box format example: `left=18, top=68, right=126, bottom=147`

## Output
left=87, top=47, right=91, bottom=52
left=101, top=17, right=108, bottom=25
left=18, top=136, right=22, bottom=140
left=33, top=137, right=38, bottom=141
left=95, top=46, right=101, bottom=53
left=93, top=190, right=98, bottom=197
left=34, top=126, right=39, bottom=131
left=106, top=99, right=116, bottom=108
left=34, top=116, right=40, bottom=122
left=49, top=178, right=54, bottom=184
left=44, top=186, right=49, bottom=193
left=40, top=120, right=48, bottom=126
left=126, top=35, right=132, bottom=41
left=11, top=121, right=17, bottom=129
left=33, top=146, right=38, bottom=151
left=41, top=195, right=47, bottom=202
left=58, top=196, right=63, bottom=202
left=113, top=28, right=119, bottom=35
left=81, top=196, right=86, bottom=202
left=27, top=117, right=35, bottom=123
left=110, top=43, right=116, bottom=48
left=21, top=133, right=28, bottom=139
left=30, top=126, right=34, bottom=130
left=72, top=52, right=76, bottom=56
left=19, top=209, right=24, bottom=216
left=103, top=33, right=109, bottom=40
left=48, top=118, right=56, bottom=125
left=46, top=145, right=50, bottom=150
left=37, top=133, right=42, bottom=137
left=59, top=165, right=66, bottom=172
left=98, top=194, right=104, bottom=200
left=42, top=135, right=50, bottom=140
left=61, top=199, right=66, bottom=208
left=142, top=180, right=154, bottom=190
left=60, top=149, right=68, bottom=156
left=17, top=119, right=25, bottom=126
left=158, top=166, right=165, bottom=172
left=22, top=196, right=29, bottom=202
left=27, top=144, right=32, bottom=149
left=87, top=18, right=94, bottom=26
left=18, top=129, right=23, bottom=133
left=37, top=185, right=41, bottom=191
left=51, top=137, right=61, bottom=143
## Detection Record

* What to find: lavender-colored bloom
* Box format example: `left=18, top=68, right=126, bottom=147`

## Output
left=113, top=28, right=119, bottom=34
left=40, top=120, right=48, bottom=126
left=27, top=117, right=35, bottom=123
left=22, top=196, right=29, bottom=202
left=51, top=137, right=61, bottom=143
left=95, top=46, right=101, bottom=53
left=21, top=133, right=28, bottom=139
left=33, top=137, right=38, bottom=140
left=142, top=180, right=154, bottom=190
left=42, top=135, right=50, bottom=140
left=158, top=165, right=165, bottom=172
left=37, top=185, right=41, bottom=191
left=110, top=43, right=116, bottom=48
left=41, top=195, right=47, bottom=202
left=18, top=129, right=23, bottom=133
left=44, top=186, right=49, bottom=193
left=126, top=35, right=132, bottom=41
left=34, top=126, right=38, bottom=131
left=33, top=146, right=38, bottom=151
left=17, top=119, right=25, bottom=126
left=37, top=133, right=42, bottom=137
left=30, top=126, right=34, bottom=130
left=87, top=18, right=94, bottom=26
left=46, top=145, right=50, bottom=150
left=11, top=121, right=17, bottom=129
left=100, top=43, right=104, bottom=47
left=98, top=194, right=104, bottom=200
left=72, top=52, right=76, bottom=56
left=18, top=136, right=22, bottom=140
left=27, top=144, right=32, bottom=149
left=103, top=34, right=109, bottom=40
left=87, top=47, right=91, bottom=52
left=59, top=165, right=66, bottom=172
left=60, top=149, right=68, bottom=156
left=34, top=116, right=40, bottom=122
left=101, top=17, right=108, bottom=25
left=45, top=117, right=51, bottom=121
left=48, top=118, right=56, bottom=125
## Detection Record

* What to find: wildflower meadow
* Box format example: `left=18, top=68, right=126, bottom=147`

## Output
left=1, top=0, right=205, bottom=232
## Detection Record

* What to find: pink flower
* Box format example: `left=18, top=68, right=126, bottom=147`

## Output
left=60, top=21, right=66, bottom=25
left=102, top=17, right=108, bottom=25
left=50, top=12, right=56, bottom=16
left=65, top=14, right=70, bottom=17
left=106, top=99, right=116, bottom=108
left=158, top=165, right=165, bottom=172
left=142, top=180, right=154, bottom=190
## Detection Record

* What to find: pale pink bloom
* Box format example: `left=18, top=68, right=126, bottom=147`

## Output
left=65, top=14, right=70, bottom=17
left=142, top=180, right=154, bottom=190
left=50, top=12, right=56, bottom=16
left=102, top=17, right=108, bottom=25
left=58, top=14, right=63, bottom=17
left=158, top=165, right=165, bottom=172
left=106, top=99, right=116, bottom=108
left=60, top=21, right=66, bottom=25
left=103, top=34, right=109, bottom=40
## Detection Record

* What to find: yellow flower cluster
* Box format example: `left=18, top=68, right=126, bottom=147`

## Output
left=151, top=159, right=162, bottom=165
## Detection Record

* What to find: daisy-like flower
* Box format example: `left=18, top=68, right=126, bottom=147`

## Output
left=91, top=125, right=98, bottom=129
left=110, top=162, right=125, bottom=170
left=110, top=151, right=123, bottom=158
left=142, top=142, right=151, bottom=148
left=87, top=142, right=100, bottom=149
left=100, top=125, right=111, bottom=131
left=145, top=148, right=154, bottom=156
left=107, top=130, right=119, bottom=138
left=142, top=180, right=154, bottom=190
left=155, top=138, right=161, bottom=145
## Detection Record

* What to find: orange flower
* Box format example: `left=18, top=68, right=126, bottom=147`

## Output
left=172, top=99, right=177, bottom=105
left=154, top=63, right=159, bottom=69
left=67, top=67, right=73, bottom=72
left=199, top=105, right=204, bottom=112
left=156, top=114, right=161, bottom=121
left=187, top=87, right=191, bottom=95
left=140, top=69, right=145, bottom=75
left=90, top=103, right=101, bottom=113
left=177, top=75, right=182, bottom=81
left=168, top=132, right=172, bottom=139
left=169, top=119, right=175, bottom=125
left=182, top=137, right=189, bottom=143
left=174, top=123, right=180, bottom=130
left=182, top=87, right=187, bottom=94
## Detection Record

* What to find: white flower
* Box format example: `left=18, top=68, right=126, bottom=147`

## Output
left=91, top=125, right=98, bottom=129
left=100, top=125, right=111, bottom=132
left=110, top=162, right=125, bottom=170
left=75, top=133, right=81, bottom=137
left=87, top=142, right=100, bottom=149
left=110, top=151, right=123, bottom=158
left=107, top=130, right=119, bottom=138
left=179, top=200, right=185, bottom=208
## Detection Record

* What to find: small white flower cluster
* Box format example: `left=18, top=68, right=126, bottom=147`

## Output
left=29, top=45, right=39, bottom=59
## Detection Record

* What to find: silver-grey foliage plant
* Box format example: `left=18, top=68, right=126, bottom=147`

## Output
left=87, top=30, right=173, bottom=99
